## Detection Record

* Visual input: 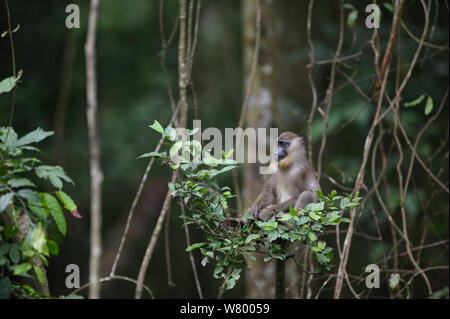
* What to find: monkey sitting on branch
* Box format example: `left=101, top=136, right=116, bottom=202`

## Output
left=225, top=131, right=320, bottom=226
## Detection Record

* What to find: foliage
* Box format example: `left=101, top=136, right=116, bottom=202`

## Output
left=140, top=121, right=361, bottom=290
left=1, top=0, right=445, bottom=299
left=0, top=126, right=79, bottom=298
left=0, top=70, right=23, bottom=95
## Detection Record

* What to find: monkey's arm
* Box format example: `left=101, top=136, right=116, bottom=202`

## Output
left=294, top=169, right=321, bottom=210
left=260, top=169, right=321, bottom=220
left=246, top=178, right=276, bottom=217
left=258, top=197, right=298, bottom=221
left=305, top=168, right=320, bottom=195
left=221, top=178, right=276, bottom=227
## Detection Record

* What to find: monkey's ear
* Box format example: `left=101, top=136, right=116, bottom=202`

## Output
left=298, top=137, right=305, bottom=146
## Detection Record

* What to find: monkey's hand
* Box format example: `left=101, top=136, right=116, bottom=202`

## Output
left=259, top=206, right=277, bottom=221
left=220, top=216, right=249, bottom=228
left=245, top=206, right=260, bottom=220
left=260, top=207, right=295, bottom=230
left=221, top=206, right=258, bottom=228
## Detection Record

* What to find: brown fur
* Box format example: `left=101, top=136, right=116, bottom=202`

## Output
left=247, top=132, right=320, bottom=221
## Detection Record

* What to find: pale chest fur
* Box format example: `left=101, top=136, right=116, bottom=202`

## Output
left=276, top=182, right=295, bottom=202
left=276, top=167, right=304, bottom=202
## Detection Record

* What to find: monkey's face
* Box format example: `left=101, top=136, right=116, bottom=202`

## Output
left=276, top=140, right=289, bottom=162
left=275, top=132, right=305, bottom=169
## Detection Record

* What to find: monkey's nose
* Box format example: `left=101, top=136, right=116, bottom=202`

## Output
left=277, top=152, right=286, bottom=162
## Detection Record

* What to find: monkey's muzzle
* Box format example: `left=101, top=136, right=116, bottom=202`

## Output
left=276, top=147, right=287, bottom=162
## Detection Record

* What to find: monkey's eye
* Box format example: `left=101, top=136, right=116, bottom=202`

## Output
left=278, top=141, right=288, bottom=148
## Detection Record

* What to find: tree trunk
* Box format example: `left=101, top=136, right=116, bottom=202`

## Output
left=85, top=0, right=103, bottom=299
left=242, top=0, right=279, bottom=299
left=275, top=258, right=285, bottom=299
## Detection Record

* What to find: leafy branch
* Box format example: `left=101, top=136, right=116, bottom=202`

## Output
left=0, top=127, right=79, bottom=298
left=141, top=121, right=361, bottom=290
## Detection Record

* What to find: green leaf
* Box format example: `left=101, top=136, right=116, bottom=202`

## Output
left=304, top=202, right=324, bottom=212
left=309, top=211, right=321, bottom=221
left=7, top=178, right=36, bottom=189
left=298, top=216, right=310, bottom=225
left=225, top=148, right=234, bottom=159
left=0, top=277, right=12, bottom=299
left=245, top=234, right=260, bottom=244
left=289, top=206, right=297, bottom=216
left=383, top=3, right=394, bottom=12
left=264, top=256, right=272, bottom=262
left=226, top=277, right=236, bottom=290
left=170, top=141, right=183, bottom=157
left=389, top=273, right=400, bottom=289
left=340, top=197, right=350, bottom=209
left=63, top=294, right=84, bottom=299
left=47, top=240, right=59, bottom=256
left=187, top=127, right=199, bottom=136
left=424, top=96, right=433, bottom=115
left=308, top=232, right=317, bottom=241
left=0, top=244, right=8, bottom=256
left=185, top=242, right=206, bottom=252
left=202, top=152, right=219, bottom=167
left=9, top=245, right=20, bottom=264
left=32, top=223, right=48, bottom=256
left=0, top=192, right=13, bottom=213
left=55, top=191, right=77, bottom=213
left=343, top=3, right=355, bottom=10
left=12, top=24, right=20, bottom=33
left=315, top=253, right=330, bottom=264
left=267, top=230, right=279, bottom=242
left=404, top=94, right=425, bottom=107
left=0, top=127, right=19, bottom=154
left=201, top=257, right=209, bottom=266
left=0, top=70, right=23, bottom=94
left=200, top=248, right=214, bottom=258
left=28, top=198, right=48, bottom=226
left=16, top=127, right=54, bottom=146
left=17, top=189, right=39, bottom=201
left=35, top=165, right=74, bottom=190
left=33, top=265, right=45, bottom=284
left=42, top=194, right=66, bottom=236
left=347, top=10, right=358, bottom=27
left=216, top=165, right=236, bottom=175
left=257, top=220, right=278, bottom=231
left=13, top=262, right=32, bottom=276
left=21, top=232, right=34, bottom=259
left=164, top=126, right=177, bottom=141
left=213, top=266, right=224, bottom=278
left=137, top=152, right=163, bottom=159
left=149, top=120, right=164, bottom=135
left=169, top=162, right=180, bottom=170
left=318, top=240, right=326, bottom=250
left=279, top=213, right=293, bottom=221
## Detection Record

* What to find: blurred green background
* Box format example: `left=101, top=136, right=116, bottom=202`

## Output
left=0, top=0, right=448, bottom=298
